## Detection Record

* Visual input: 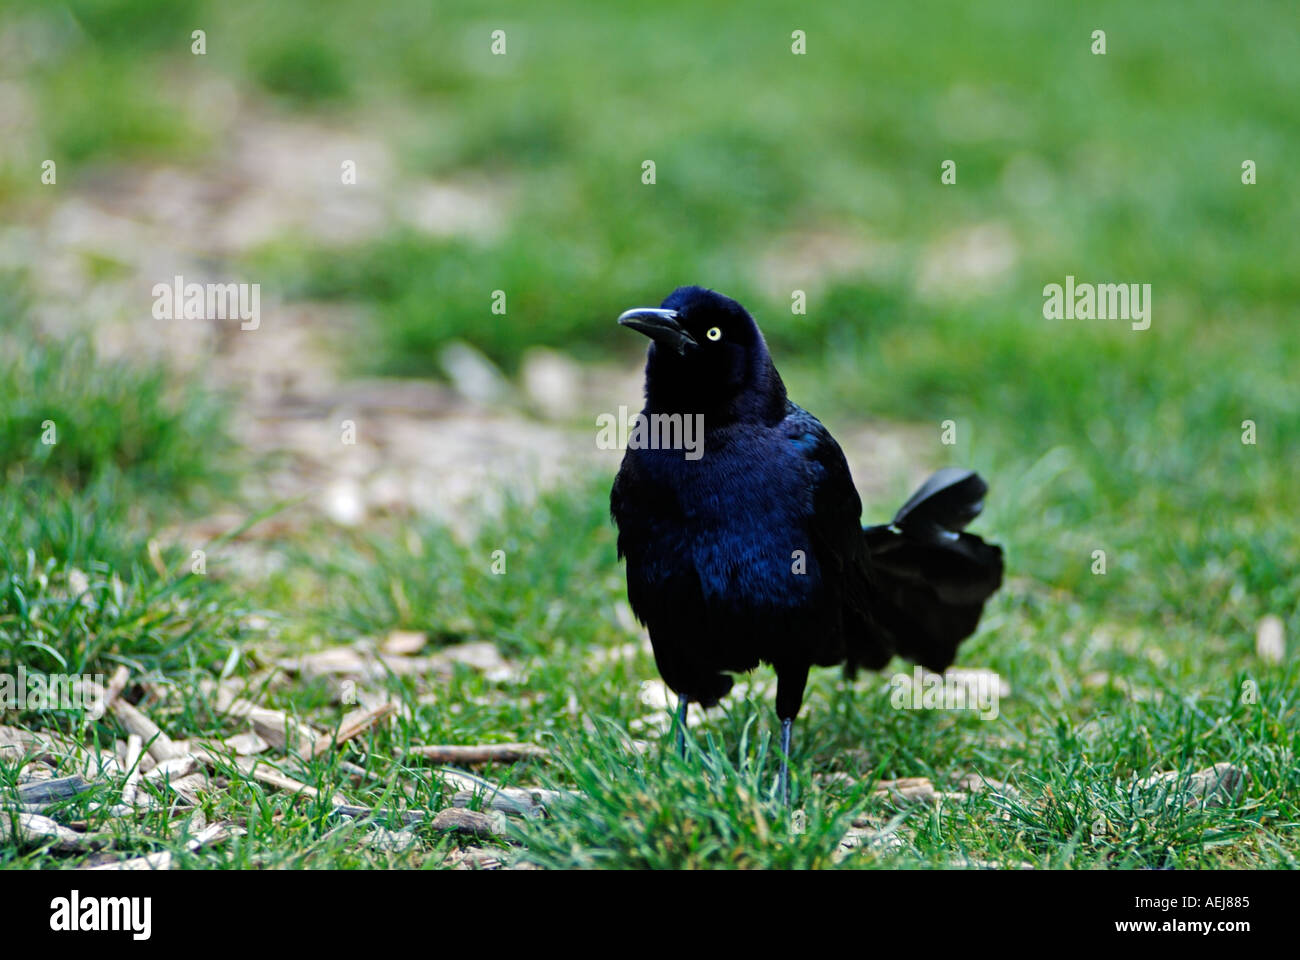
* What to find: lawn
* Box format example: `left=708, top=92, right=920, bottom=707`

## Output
left=1, top=0, right=1296, bottom=869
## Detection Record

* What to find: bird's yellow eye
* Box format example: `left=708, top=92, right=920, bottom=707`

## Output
left=706, top=327, right=722, bottom=341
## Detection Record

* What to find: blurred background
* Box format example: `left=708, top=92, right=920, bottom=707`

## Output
left=0, top=0, right=1296, bottom=868
left=5, top=0, right=1298, bottom=618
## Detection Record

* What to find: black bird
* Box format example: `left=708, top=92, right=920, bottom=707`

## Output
left=610, top=286, right=1004, bottom=802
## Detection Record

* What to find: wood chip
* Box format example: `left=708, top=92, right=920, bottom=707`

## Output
left=83, top=802, right=146, bottom=819
left=276, top=647, right=369, bottom=678
left=382, top=630, right=428, bottom=655
left=834, top=824, right=905, bottom=863
left=233, top=757, right=345, bottom=806
left=249, top=713, right=325, bottom=755
left=110, top=698, right=185, bottom=762
left=17, top=761, right=57, bottom=783
left=958, top=857, right=1036, bottom=870
left=0, top=811, right=108, bottom=850
left=437, top=768, right=492, bottom=793
left=276, top=641, right=517, bottom=683
left=957, top=773, right=1020, bottom=798
left=447, top=846, right=506, bottom=870
left=214, top=690, right=328, bottom=756
left=431, top=642, right=510, bottom=673
left=331, top=804, right=425, bottom=826
left=88, top=851, right=173, bottom=871
left=83, top=819, right=243, bottom=870
left=451, top=785, right=576, bottom=818
left=0, top=726, right=36, bottom=748
left=165, top=772, right=209, bottom=806
left=120, top=735, right=145, bottom=807
left=183, top=731, right=269, bottom=768
left=143, top=756, right=197, bottom=783
left=0, top=726, right=119, bottom=778
left=429, top=808, right=501, bottom=838
left=309, top=703, right=395, bottom=757
left=16, top=775, right=92, bottom=804
left=182, top=743, right=230, bottom=768
left=93, top=666, right=130, bottom=720
left=339, top=760, right=379, bottom=782
left=185, top=821, right=243, bottom=851
left=115, top=737, right=154, bottom=773
left=409, top=742, right=546, bottom=765
left=871, top=777, right=966, bottom=807
left=365, top=826, right=419, bottom=853
left=223, top=731, right=270, bottom=755
left=11, top=802, right=62, bottom=815
left=234, top=757, right=319, bottom=796
left=434, top=768, right=564, bottom=805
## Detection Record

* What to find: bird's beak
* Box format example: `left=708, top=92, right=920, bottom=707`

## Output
left=617, top=308, right=697, bottom=356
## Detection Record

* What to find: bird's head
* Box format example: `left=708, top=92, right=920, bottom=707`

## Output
left=617, top=286, right=786, bottom=420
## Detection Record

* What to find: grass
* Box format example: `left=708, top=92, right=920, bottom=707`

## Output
left=3, top=465, right=1295, bottom=868
left=0, top=309, right=245, bottom=688
left=0, top=317, right=234, bottom=500
left=1, top=0, right=1297, bottom=868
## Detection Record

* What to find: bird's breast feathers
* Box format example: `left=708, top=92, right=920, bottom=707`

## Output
left=615, top=425, right=828, bottom=612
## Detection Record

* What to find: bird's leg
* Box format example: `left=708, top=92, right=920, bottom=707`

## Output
left=774, top=662, right=809, bottom=806
left=778, top=717, right=794, bottom=805
left=675, top=694, right=689, bottom=758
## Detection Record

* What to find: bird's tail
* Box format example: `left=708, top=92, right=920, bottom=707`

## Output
left=857, top=468, right=1004, bottom=673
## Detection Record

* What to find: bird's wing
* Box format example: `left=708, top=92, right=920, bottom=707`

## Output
left=609, top=456, right=643, bottom=562
left=610, top=451, right=679, bottom=563
left=779, top=404, right=867, bottom=575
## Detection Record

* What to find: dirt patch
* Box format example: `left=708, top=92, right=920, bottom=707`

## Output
left=9, top=88, right=932, bottom=541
